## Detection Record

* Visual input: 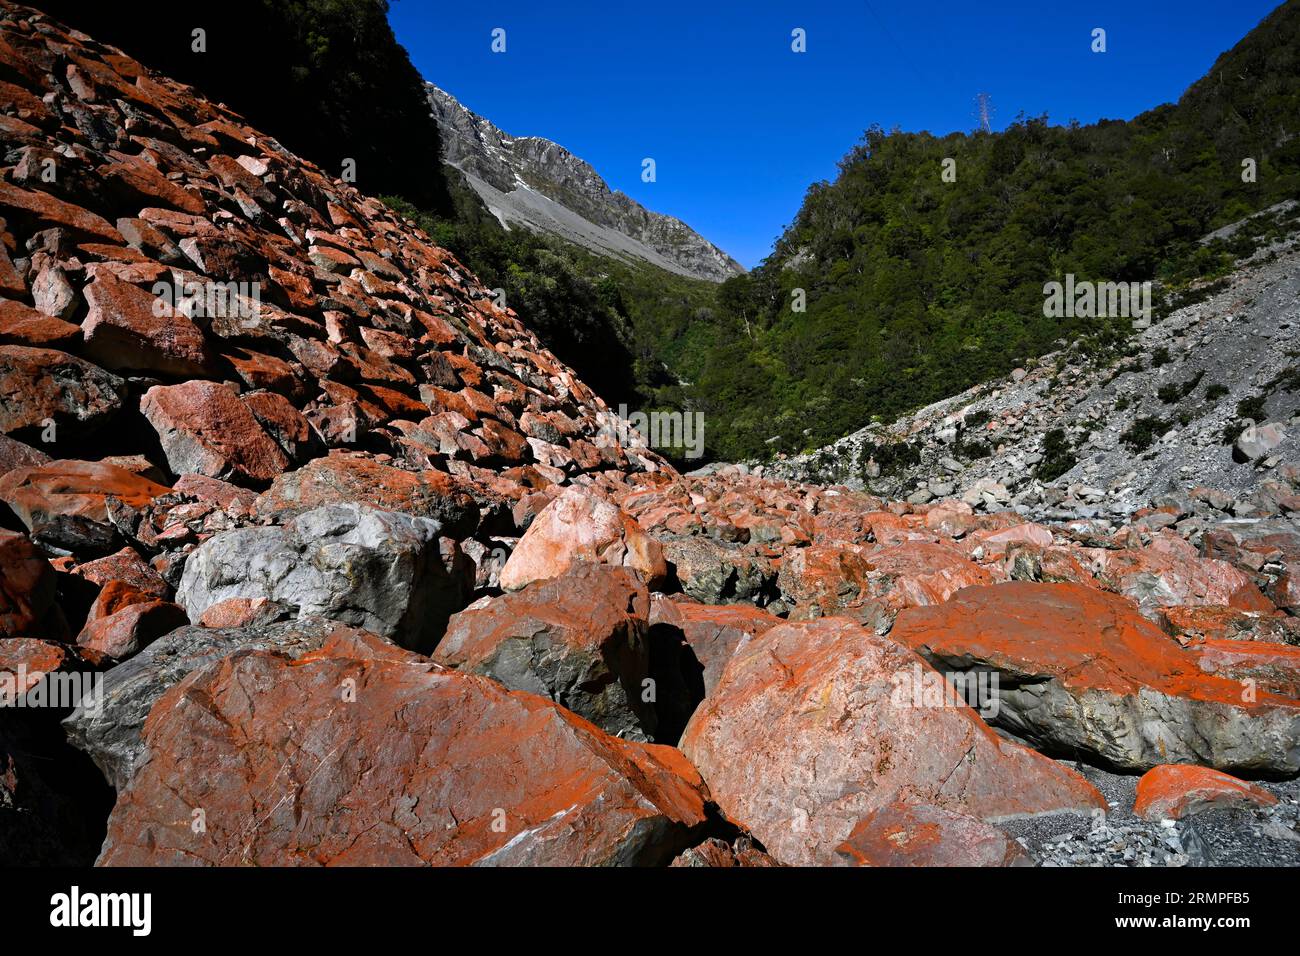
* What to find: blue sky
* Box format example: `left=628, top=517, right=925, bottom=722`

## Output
left=388, top=0, right=1280, bottom=269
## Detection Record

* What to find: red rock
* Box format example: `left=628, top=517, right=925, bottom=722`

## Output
left=0, top=459, right=171, bottom=552
left=1271, top=563, right=1300, bottom=613
left=0, top=181, right=122, bottom=244
left=890, top=582, right=1300, bottom=773
left=435, top=563, right=656, bottom=739
left=98, top=157, right=205, bottom=215
left=240, top=390, right=320, bottom=464
left=0, top=299, right=80, bottom=348
left=0, top=433, right=49, bottom=479
left=1092, top=545, right=1274, bottom=618
left=71, top=547, right=169, bottom=599
left=0, top=638, right=71, bottom=700
left=834, top=801, right=1031, bottom=867
left=141, top=380, right=287, bottom=484
left=197, top=596, right=289, bottom=629
left=253, top=453, right=479, bottom=536
left=500, top=486, right=668, bottom=590
left=81, top=272, right=214, bottom=376
left=679, top=617, right=1105, bottom=865
left=0, top=345, right=126, bottom=436
left=98, top=630, right=714, bottom=866
left=0, top=529, right=60, bottom=639
left=1133, top=765, right=1277, bottom=821
left=1158, top=605, right=1300, bottom=647
left=1192, top=639, right=1300, bottom=698
left=778, top=541, right=995, bottom=628
left=77, top=596, right=187, bottom=660
left=670, top=836, right=782, bottom=867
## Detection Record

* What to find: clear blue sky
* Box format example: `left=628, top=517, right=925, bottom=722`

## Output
left=388, top=0, right=1281, bottom=269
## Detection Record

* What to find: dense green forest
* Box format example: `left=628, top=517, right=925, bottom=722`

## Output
left=41, top=0, right=1300, bottom=465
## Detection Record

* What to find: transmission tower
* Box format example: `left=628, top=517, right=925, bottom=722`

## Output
left=974, top=92, right=994, bottom=133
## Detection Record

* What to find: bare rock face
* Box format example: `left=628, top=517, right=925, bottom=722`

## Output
left=176, top=503, right=471, bottom=653
left=500, top=486, right=667, bottom=590
left=1133, top=765, right=1278, bottom=821
left=435, top=563, right=657, bottom=740
left=97, top=630, right=717, bottom=866
left=679, top=617, right=1106, bottom=866
left=889, top=582, right=1300, bottom=773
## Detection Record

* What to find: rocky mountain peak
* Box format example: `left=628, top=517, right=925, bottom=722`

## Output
left=425, top=83, right=745, bottom=282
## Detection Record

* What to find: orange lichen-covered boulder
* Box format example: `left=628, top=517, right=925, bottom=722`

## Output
left=679, top=617, right=1104, bottom=866
left=1133, top=765, right=1278, bottom=821
left=499, top=486, right=667, bottom=591
left=834, top=801, right=1031, bottom=867
left=890, top=582, right=1300, bottom=773
left=0, top=459, right=171, bottom=554
left=98, top=630, right=716, bottom=866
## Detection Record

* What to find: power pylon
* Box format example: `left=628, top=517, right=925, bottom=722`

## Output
left=974, top=92, right=994, bottom=133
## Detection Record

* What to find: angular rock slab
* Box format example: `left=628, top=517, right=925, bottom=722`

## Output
left=435, top=563, right=656, bottom=740
left=97, top=631, right=715, bottom=866
left=175, top=503, right=471, bottom=653
left=889, top=582, right=1300, bottom=774
left=679, top=618, right=1105, bottom=866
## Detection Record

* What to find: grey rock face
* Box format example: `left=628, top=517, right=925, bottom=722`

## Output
left=63, top=617, right=348, bottom=790
left=175, top=503, right=473, bottom=652
left=434, top=564, right=658, bottom=741
left=426, top=84, right=744, bottom=283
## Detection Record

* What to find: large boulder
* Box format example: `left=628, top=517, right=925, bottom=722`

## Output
left=648, top=598, right=780, bottom=698
left=499, top=486, right=667, bottom=591
left=679, top=617, right=1105, bottom=865
left=97, top=630, right=717, bottom=866
left=63, top=617, right=357, bottom=790
left=1091, top=544, right=1274, bottom=619
left=434, top=564, right=657, bottom=740
left=889, top=582, right=1300, bottom=773
left=175, top=503, right=472, bottom=653
left=1133, top=765, right=1278, bottom=821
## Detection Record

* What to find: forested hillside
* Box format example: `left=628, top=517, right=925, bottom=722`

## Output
left=690, top=0, right=1300, bottom=461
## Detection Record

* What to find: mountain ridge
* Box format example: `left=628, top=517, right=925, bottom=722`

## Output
left=426, top=83, right=744, bottom=283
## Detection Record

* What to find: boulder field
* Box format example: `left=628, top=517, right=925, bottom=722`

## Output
left=1, top=1, right=1299, bottom=866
